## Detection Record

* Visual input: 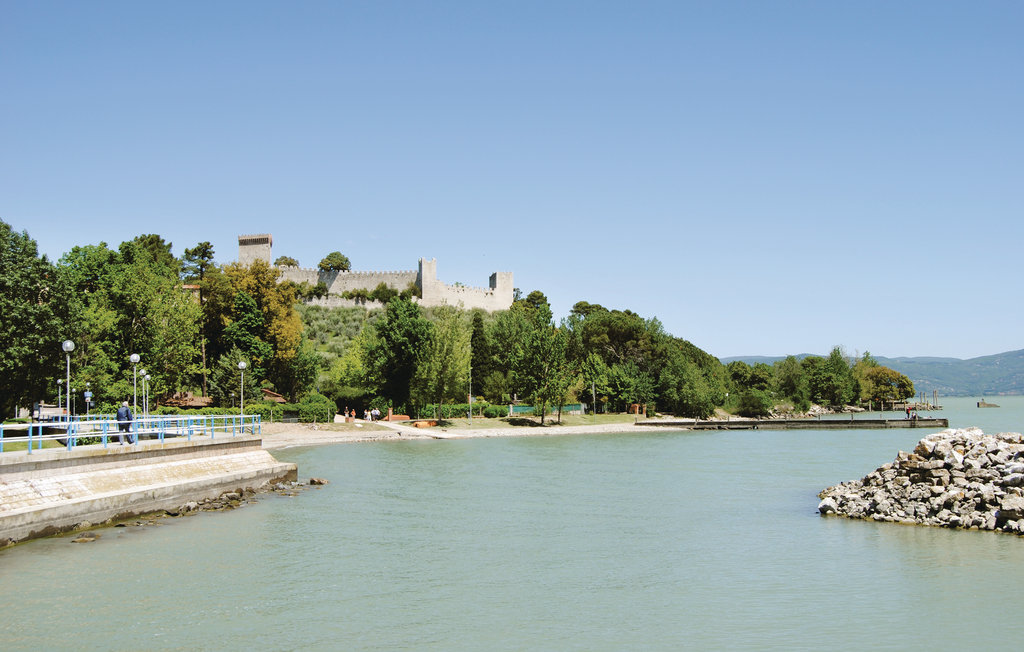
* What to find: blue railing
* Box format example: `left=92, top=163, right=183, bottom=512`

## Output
left=0, top=414, right=262, bottom=454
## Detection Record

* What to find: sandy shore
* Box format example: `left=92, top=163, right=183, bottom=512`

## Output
left=259, top=419, right=654, bottom=450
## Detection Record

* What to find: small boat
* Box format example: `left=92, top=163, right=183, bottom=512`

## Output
left=977, top=399, right=1000, bottom=408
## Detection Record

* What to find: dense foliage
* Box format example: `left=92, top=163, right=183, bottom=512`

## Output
left=318, top=251, right=351, bottom=272
left=0, top=222, right=75, bottom=417
left=723, top=349, right=915, bottom=414
left=6, top=219, right=920, bottom=422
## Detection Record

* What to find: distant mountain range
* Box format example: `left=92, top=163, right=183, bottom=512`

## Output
left=720, top=350, right=1024, bottom=397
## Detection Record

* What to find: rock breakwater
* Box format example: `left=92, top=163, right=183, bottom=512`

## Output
left=818, top=428, right=1024, bottom=535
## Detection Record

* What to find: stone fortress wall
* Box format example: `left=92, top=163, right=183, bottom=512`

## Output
left=237, top=234, right=513, bottom=312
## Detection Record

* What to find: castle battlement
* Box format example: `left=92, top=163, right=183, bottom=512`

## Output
left=281, top=267, right=418, bottom=277
left=238, top=235, right=512, bottom=312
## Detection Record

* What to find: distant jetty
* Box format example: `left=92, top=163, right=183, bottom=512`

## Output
left=638, top=416, right=948, bottom=430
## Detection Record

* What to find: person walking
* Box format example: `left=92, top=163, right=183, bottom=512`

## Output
left=116, top=401, right=134, bottom=445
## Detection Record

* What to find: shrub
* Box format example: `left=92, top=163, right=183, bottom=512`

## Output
left=736, top=389, right=773, bottom=418
left=419, top=403, right=494, bottom=419
left=298, top=392, right=335, bottom=422
left=245, top=401, right=286, bottom=422
left=483, top=405, right=506, bottom=418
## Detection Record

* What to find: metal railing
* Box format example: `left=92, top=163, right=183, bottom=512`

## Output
left=0, top=414, right=262, bottom=454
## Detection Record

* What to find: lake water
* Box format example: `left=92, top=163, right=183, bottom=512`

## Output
left=3, top=397, right=1024, bottom=650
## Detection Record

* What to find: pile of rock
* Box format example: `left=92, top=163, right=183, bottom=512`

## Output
left=818, top=428, right=1024, bottom=535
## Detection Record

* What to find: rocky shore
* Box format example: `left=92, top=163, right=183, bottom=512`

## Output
left=59, top=477, right=329, bottom=545
left=818, top=428, right=1024, bottom=535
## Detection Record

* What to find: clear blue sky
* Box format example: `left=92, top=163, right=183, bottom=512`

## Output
left=3, top=2, right=1021, bottom=360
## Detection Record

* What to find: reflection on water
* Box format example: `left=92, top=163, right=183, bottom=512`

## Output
left=2, top=398, right=1024, bottom=650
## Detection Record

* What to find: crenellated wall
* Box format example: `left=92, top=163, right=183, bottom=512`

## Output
left=239, top=235, right=513, bottom=312
left=279, top=267, right=418, bottom=297
left=419, top=259, right=514, bottom=311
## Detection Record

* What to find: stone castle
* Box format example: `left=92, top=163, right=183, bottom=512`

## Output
left=238, top=234, right=514, bottom=311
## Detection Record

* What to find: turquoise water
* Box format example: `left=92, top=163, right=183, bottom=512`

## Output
left=3, top=397, right=1024, bottom=650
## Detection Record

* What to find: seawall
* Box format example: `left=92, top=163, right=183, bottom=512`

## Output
left=0, top=437, right=296, bottom=545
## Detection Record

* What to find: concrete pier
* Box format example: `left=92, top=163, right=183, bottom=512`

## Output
left=0, top=436, right=296, bottom=545
left=638, top=417, right=949, bottom=431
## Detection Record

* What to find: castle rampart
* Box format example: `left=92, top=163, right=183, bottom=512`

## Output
left=238, top=235, right=513, bottom=311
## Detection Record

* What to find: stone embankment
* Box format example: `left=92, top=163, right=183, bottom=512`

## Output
left=819, top=428, right=1024, bottom=535
left=0, top=436, right=296, bottom=546
left=65, top=477, right=329, bottom=544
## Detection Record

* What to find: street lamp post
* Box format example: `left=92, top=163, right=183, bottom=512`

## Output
left=144, top=374, right=151, bottom=419
left=129, top=353, right=140, bottom=415
left=140, top=369, right=147, bottom=420
left=57, top=379, right=63, bottom=415
left=238, top=361, right=247, bottom=415
left=62, top=340, right=74, bottom=423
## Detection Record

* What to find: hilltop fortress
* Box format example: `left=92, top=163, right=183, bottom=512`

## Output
left=238, top=234, right=514, bottom=312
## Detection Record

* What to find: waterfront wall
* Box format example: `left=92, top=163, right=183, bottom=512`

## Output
left=0, top=437, right=296, bottom=545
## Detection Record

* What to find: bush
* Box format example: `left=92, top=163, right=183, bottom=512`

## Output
left=483, top=405, right=506, bottom=418
left=245, top=401, right=287, bottom=422
left=298, top=392, right=336, bottom=423
left=736, top=389, right=773, bottom=418
left=419, top=403, right=494, bottom=419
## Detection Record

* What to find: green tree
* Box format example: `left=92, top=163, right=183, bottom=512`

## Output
left=318, top=251, right=351, bottom=272
left=491, top=297, right=569, bottom=423
left=726, top=360, right=752, bottom=391
left=773, top=355, right=810, bottom=411
left=748, top=363, right=773, bottom=391
left=412, top=306, right=470, bottom=416
left=581, top=353, right=612, bottom=414
left=470, top=311, right=491, bottom=382
left=182, top=241, right=217, bottom=395
left=805, top=347, right=858, bottom=407
left=658, top=354, right=717, bottom=418
left=369, top=282, right=399, bottom=304
left=0, top=221, right=75, bottom=416
left=209, top=347, right=261, bottom=409
left=274, top=255, right=299, bottom=267
left=536, top=324, right=579, bottom=423
left=364, top=297, right=432, bottom=410
left=131, top=233, right=179, bottom=275
left=224, top=259, right=306, bottom=398
left=224, top=291, right=274, bottom=375
left=863, top=366, right=915, bottom=404
left=608, top=361, right=656, bottom=412
left=736, top=389, right=773, bottom=417
left=56, top=239, right=201, bottom=406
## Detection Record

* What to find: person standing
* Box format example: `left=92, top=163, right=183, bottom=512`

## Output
left=116, top=401, right=134, bottom=445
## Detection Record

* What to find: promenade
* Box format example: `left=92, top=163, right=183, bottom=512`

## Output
left=0, top=431, right=295, bottom=545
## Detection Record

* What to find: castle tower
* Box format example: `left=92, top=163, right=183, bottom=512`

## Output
left=238, top=234, right=272, bottom=265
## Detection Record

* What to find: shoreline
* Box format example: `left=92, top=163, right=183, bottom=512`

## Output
left=258, top=419, right=651, bottom=450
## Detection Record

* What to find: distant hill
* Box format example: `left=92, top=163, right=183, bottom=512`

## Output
left=721, top=350, right=1024, bottom=397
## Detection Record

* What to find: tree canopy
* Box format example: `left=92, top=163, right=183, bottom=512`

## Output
left=318, top=251, right=351, bottom=272
left=0, top=221, right=74, bottom=416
